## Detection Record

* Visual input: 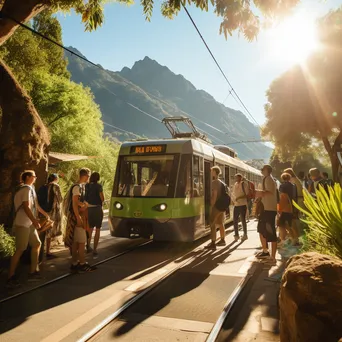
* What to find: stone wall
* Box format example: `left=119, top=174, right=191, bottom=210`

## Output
left=279, top=252, right=342, bottom=342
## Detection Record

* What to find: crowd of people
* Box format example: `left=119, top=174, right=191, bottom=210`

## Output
left=6, top=168, right=105, bottom=289
left=5, top=163, right=334, bottom=288
left=207, top=164, right=334, bottom=265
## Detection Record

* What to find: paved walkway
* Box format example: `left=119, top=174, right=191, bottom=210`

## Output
left=218, top=219, right=300, bottom=342
left=1, top=218, right=300, bottom=341
left=0, top=215, right=145, bottom=300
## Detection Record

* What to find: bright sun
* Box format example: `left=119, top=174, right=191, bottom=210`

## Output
left=266, top=11, right=319, bottom=66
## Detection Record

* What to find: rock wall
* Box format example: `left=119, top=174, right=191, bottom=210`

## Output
left=279, top=252, right=342, bottom=342
left=0, top=60, right=49, bottom=227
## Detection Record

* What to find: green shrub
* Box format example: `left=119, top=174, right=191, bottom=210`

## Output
left=294, top=184, right=342, bottom=259
left=0, top=224, right=15, bottom=259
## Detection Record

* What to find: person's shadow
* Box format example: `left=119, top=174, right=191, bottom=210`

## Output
left=113, top=241, right=244, bottom=337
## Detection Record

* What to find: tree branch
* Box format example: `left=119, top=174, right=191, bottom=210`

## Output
left=0, top=0, right=49, bottom=46
left=48, top=113, right=70, bottom=127
left=333, top=130, right=342, bottom=149
left=321, top=135, right=333, bottom=156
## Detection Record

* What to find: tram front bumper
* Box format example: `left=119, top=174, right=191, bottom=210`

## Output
left=109, top=216, right=198, bottom=241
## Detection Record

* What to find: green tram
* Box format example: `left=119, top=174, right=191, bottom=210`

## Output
left=109, top=132, right=263, bottom=242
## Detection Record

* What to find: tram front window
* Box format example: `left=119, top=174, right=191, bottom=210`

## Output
left=117, top=155, right=176, bottom=197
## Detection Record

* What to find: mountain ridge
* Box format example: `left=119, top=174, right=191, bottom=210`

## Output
left=66, top=48, right=272, bottom=160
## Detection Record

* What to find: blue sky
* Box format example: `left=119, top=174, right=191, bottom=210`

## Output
left=57, top=0, right=342, bottom=127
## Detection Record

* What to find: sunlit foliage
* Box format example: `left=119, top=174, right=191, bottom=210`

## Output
left=263, top=8, right=342, bottom=181
left=294, top=185, right=342, bottom=259
left=0, top=11, right=119, bottom=197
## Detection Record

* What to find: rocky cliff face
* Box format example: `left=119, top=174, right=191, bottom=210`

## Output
left=67, top=49, right=272, bottom=160
left=279, top=252, right=342, bottom=342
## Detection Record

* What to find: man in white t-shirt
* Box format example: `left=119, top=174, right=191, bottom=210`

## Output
left=7, top=170, right=50, bottom=288
left=255, top=165, right=278, bottom=265
left=232, top=174, right=248, bottom=242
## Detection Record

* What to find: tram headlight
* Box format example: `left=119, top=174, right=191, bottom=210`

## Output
left=153, top=203, right=167, bottom=211
left=115, top=201, right=123, bottom=210
left=159, top=203, right=167, bottom=211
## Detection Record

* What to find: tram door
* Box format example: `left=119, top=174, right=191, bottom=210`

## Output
left=204, top=160, right=212, bottom=225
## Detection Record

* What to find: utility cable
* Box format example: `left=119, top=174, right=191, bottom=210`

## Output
left=3, top=11, right=260, bottom=142
left=2, top=12, right=252, bottom=158
left=182, top=5, right=261, bottom=128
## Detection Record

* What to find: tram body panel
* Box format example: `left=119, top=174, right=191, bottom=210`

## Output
left=109, top=138, right=262, bottom=242
left=109, top=196, right=206, bottom=241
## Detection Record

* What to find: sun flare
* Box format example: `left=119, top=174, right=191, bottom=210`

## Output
left=266, top=11, right=319, bottom=66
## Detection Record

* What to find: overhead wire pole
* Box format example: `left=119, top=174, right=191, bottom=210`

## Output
left=182, top=5, right=261, bottom=128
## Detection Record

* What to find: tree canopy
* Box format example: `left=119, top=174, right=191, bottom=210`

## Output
left=263, top=8, right=342, bottom=180
left=269, top=149, right=330, bottom=180
left=0, top=11, right=119, bottom=196
left=0, top=0, right=302, bottom=45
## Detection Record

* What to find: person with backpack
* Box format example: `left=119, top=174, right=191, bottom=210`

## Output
left=277, top=173, right=296, bottom=248
left=232, top=174, right=248, bottom=242
left=322, top=172, right=334, bottom=187
left=7, top=170, right=50, bottom=288
left=283, top=168, right=301, bottom=244
left=255, top=164, right=278, bottom=265
left=298, top=171, right=308, bottom=190
left=243, top=177, right=256, bottom=221
left=205, top=166, right=230, bottom=249
left=64, top=168, right=96, bottom=273
left=308, top=168, right=330, bottom=197
left=85, top=172, right=104, bottom=258
left=37, top=173, right=63, bottom=259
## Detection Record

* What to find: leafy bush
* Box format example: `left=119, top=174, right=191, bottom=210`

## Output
left=294, top=184, right=342, bottom=259
left=0, top=225, right=15, bottom=259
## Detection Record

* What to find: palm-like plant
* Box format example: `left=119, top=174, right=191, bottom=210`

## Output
left=293, top=184, right=342, bottom=259
left=0, top=225, right=15, bottom=273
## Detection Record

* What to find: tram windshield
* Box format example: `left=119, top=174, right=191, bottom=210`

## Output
left=116, top=155, right=177, bottom=197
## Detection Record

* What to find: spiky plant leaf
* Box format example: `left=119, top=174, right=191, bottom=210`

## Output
left=294, top=184, right=342, bottom=259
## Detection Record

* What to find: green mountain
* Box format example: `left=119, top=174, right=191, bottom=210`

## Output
left=66, top=47, right=272, bottom=160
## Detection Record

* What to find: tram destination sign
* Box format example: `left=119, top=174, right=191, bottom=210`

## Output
left=130, top=144, right=167, bottom=154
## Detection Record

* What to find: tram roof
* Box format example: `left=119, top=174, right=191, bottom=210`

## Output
left=121, top=138, right=262, bottom=176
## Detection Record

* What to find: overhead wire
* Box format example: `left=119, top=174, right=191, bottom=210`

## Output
left=102, top=121, right=141, bottom=138
left=116, top=76, right=260, bottom=143
left=182, top=5, right=261, bottom=128
left=2, top=12, right=253, bottom=158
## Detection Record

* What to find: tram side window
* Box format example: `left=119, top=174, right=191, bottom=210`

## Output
left=193, top=156, right=204, bottom=197
left=176, top=154, right=192, bottom=198
left=229, top=167, right=235, bottom=188
left=216, top=163, right=224, bottom=180
left=224, top=167, right=230, bottom=187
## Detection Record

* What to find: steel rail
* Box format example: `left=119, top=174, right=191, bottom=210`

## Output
left=206, top=273, right=252, bottom=342
left=77, top=241, right=214, bottom=342
left=0, top=240, right=152, bottom=304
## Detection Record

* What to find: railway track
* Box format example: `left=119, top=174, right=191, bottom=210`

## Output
left=1, top=224, right=253, bottom=342
left=0, top=240, right=151, bottom=305
left=76, top=232, right=254, bottom=342
left=1, top=220, right=238, bottom=306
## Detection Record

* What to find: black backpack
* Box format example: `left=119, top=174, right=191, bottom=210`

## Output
left=215, top=180, right=231, bottom=211
left=6, top=184, right=31, bottom=231
left=37, top=184, right=54, bottom=213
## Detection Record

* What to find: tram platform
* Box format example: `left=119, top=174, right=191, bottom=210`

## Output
left=0, top=219, right=299, bottom=342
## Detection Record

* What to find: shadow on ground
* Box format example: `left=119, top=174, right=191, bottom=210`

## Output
left=111, top=240, right=248, bottom=338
